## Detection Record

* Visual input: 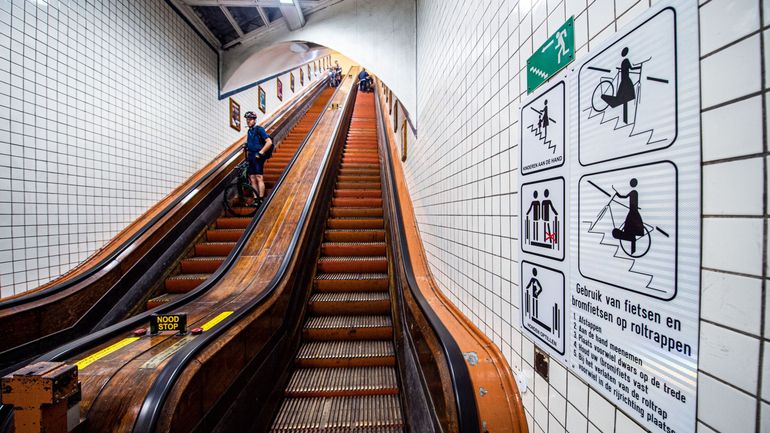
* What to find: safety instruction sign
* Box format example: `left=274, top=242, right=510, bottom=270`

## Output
left=518, top=1, right=700, bottom=432
left=527, top=17, right=575, bottom=93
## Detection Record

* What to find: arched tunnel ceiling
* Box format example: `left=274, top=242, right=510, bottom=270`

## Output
left=218, top=0, right=417, bottom=119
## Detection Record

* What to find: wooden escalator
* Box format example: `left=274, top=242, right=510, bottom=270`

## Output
left=269, top=92, right=404, bottom=432
left=146, top=87, right=336, bottom=309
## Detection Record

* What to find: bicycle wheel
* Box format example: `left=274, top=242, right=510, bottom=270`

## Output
left=223, top=182, right=260, bottom=217
left=591, top=80, right=613, bottom=112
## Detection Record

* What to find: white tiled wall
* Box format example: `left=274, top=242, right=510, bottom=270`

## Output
left=403, top=0, right=768, bottom=432
left=0, top=0, right=324, bottom=297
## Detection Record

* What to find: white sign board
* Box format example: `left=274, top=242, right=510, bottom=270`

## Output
left=518, top=1, right=700, bottom=432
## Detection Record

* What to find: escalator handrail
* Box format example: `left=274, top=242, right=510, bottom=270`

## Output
left=375, top=88, right=481, bottom=433
left=37, top=79, right=333, bottom=364
left=131, top=69, right=358, bottom=433
left=0, top=78, right=326, bottom=310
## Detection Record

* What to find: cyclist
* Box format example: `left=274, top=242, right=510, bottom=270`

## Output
left=244, top=111, right=273, bottom=206
left=611, top=178, right=644, bottom=254
left=358, top=68, right=371, bottom=92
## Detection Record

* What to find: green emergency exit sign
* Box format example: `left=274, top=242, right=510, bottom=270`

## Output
left=527, top=17, right=575, bottom=93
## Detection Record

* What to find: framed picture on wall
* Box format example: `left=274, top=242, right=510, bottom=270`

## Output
left=277, top=78, right=283, bottom=101
left=388, top=90, right=393, bottom=114
left=290, top=72, right=295, bottom=92
left=307, top=64, right=310, bottom=78
left=300, top=68, right=304, bottom=86
left=393, top=100, right=399, bottom=133
left=401, top=120, right=408, bottom=162
left=258, top=86, right=266, bottom=113
left=229, top=98, right=241, bottom=132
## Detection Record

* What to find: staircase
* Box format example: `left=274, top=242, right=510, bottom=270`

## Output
left=270, top=92, right=404, bottom=432
left=146, top=88, right=336, bottom=310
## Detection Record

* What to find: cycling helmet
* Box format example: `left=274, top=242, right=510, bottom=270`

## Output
left=244, top=111, right=257, bottom=119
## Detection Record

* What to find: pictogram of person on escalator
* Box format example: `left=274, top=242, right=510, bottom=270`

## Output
left=600, top=47, right=641, bottom=124
left=611, top=178, right=644, bottom=254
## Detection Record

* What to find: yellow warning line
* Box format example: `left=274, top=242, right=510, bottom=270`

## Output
left=75, top=337, right=140, bottom=371
left=201, top=311, right=233, bottom=331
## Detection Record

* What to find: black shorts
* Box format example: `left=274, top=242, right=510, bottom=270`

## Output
left=247, top=153, right=265, bottom=175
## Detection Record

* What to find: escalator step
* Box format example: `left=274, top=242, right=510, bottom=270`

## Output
left=303, top=315, right=393, bottom=341
left=216, top=217, right=251, bottom=229
left=180, top=256, right=226, bottom=273
left=332, top=198, right=383, bottom=208
left=314, top=273, right=389, bottom=292
left=329, top=207, right=383, bottom=218
left=309, top=291, right=391, bottom=315
left=317, top=256, right=387, bottom=273
left=296, top=340, right=395, bottom=367
left=324, top=229, right=385, bottom=242
left=207, top=229, right=245, bottom=242
left=333, top=189, right=382, bottom=198
left=270, top=395, right=403, bottom=432
left=321, top=242, right=386, bottom=256
left=337, top=175, right=380, bottom=183
left=326, top=218, right=383, bottom=230
left=334, top=182, right=381, bottom=190
left=195, top=242, right=236, bottom=256
left=285, top=367, right=398, bottom=397
left=145, top=293, right=183, bottom=310
left=165, top=274, right=209, bottom=293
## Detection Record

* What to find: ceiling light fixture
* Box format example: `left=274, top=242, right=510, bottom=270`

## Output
left=279, top=0, right=294, bottom=4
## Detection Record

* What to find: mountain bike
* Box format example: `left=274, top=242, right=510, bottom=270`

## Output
left=223, top=161, right=260, bottom=217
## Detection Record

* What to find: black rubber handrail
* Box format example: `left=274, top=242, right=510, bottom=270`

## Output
left=374, top=88, right=481, bottom=432
left=131, top=70, right=358, bottom=433
left=37, top=78, right=335, bottom=364
left=0, top=78, right=326, bottom=309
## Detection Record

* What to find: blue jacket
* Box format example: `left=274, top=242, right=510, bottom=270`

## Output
left=358, top=71, right=369, bottom=80
left=246, top=125, right=271, bottom=155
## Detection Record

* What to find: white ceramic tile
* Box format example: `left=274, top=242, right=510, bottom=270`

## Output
left=701, top=270, right=762, bottom=335
left=565, top=0, right=587, bottom=19
left=550, top=414, right=567, bottom=433
left=697, top=421, right=718, bottom=433
left=550, top=358, right=568, bottom=396
left=616, top=0, right=649, bottom=29
left=587, top=0, right=614, bottom=39
left=697, top=373, right=756, bottom=433
left=588, top=388, right=615, bottom=433
left=568, top=372, right=589, bottom=413
left=535, top=398, right=549, bottom=431
left=699, top=0, right=759, bottom=55
left=699, top=322, right=760, bottom=393
left=702, top=96, right=764, bottom=161
left=615, top=410, right=645, bottom=433
left=702, top=217, right=763, bottom=276
left=700, top=35, right=761, bottom=109
left=703, top=157, right=763, bottom=215
left=566, top=403, right=588, bottom=433
left=549, top=386, right=567, bottom=426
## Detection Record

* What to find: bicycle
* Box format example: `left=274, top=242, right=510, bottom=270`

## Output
left=223, top=160, right=260, bottom=217
left=590, top=57, right=651, bottom=119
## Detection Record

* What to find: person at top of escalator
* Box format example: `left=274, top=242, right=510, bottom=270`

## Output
left=358, top=68, right=371, bottom=92
left=244, top=111, right=273, bottom=207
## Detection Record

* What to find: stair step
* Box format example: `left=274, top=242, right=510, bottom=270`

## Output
left=165, top=274, right=209, bottom=293
left=335, top=182, right=381, bottom=190
left=324, top=229, right=385, bottom=242
left=317, top=256, right=387, bottom=273
left=334, top=189, right=382, bottom=198
left=332, top=198, right=383, bottom=208
left=327, top=218, right=383, bottom=230
left=314, top=273, right=389, bottom=292
left=308, top=293, right=391, bottom=315
left=338, top=175, right=380, bottom=183
left=296, top=340, right=395, bottom=367
left=207, top=228, right=245, bottom=242
left=321, top=242, right=386, bottom=256
left=285, top=367, right=398, bottom=397
left=180, top=256, right=226, bottom=273
left=195, top=242, right=236, bottom=256
left=303, top=315, right=392, bottom=340
left=216, top=217, right=251, bottom=229
left=270, top=395, right=403, bottom=432
left=330, top=207, right=383, bottom=218
left=145, top=293, right=183, bottom=310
